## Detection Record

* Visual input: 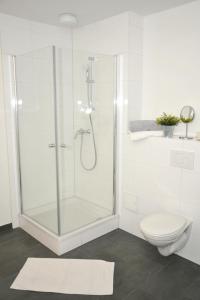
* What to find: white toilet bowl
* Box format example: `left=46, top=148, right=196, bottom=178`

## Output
left=140, top=213, right=192, bottom=256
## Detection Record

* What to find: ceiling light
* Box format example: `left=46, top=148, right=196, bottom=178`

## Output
left=59, top=13, right=77, bottom=26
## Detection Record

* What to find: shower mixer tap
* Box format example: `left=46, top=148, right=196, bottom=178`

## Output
left=74, top=128, right=90, bottom=139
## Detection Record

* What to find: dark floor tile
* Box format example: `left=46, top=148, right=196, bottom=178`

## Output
left=111, top=256, right=163, bottom=300
left=0, top=274, right=31, bottom=300
left=183, top=276, right=200, bottom=300
left=125, top=289, right=191, bottom=300
left=0, top=228, right=33, bottom=244
left=0, top=255, right=28, bottom=280
left=82, top=229, right=177, bottom=268
left=0, top=229, right=39, bottom=263
left=0, top=223, right=12, bottom=233
left=1, top=228, right=200, bottom=300
left=144, top=256, right=200, bottom=300
left=124, top=289, right=156, bottom=300
left=69, top=238, right=164, bottom=300
left=0, top=231, right=53, bottom=279
left=24, top=243, right=57, bottom=258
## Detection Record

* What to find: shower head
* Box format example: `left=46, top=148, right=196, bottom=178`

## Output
left=86, top=66, right=95, bottom=84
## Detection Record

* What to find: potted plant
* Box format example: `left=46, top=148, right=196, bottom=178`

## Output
left=156, top=113, right=180, bottom=137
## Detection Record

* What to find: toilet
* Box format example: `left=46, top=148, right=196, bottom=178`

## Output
left=140, top=213, right=192, bottom=256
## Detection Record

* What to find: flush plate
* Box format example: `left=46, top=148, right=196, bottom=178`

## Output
left=170, top=150, right=195, bottom=170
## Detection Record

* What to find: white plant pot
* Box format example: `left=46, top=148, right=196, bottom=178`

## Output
left=162, top=125, right=175, bottom=138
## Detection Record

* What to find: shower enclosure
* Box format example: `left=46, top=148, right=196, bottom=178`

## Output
left=10, top=45, right=117, bottom=253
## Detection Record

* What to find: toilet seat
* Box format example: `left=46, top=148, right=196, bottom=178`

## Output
left=140, top=213, right=187, bottom=241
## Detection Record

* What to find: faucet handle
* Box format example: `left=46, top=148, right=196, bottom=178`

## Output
left=74, top=128, right=90, bottom=139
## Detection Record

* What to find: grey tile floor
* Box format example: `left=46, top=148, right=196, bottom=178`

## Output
left=0, top=228, right=200, bottom=300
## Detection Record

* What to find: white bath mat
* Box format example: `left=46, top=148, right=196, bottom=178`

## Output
left=11, top=258, right=115, bottom=295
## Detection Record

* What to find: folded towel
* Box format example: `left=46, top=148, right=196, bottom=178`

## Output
left=129, top=131, right=163, bottom=141
left=129, top=120, right=162, bottom=132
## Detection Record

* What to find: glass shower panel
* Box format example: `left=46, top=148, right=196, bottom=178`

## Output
left=55, top=47, right=74, bottom=202
left=16, top=46, right=59, bottom=234
left=60, top=51, right=115, bottom=235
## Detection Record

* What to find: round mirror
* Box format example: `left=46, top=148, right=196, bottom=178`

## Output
left=180, top=106, right=195, bottom=123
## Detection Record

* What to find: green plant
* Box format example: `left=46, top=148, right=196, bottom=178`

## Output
left=156, top=113, right=180, bottom=126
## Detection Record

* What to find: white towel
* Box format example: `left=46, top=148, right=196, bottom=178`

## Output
left=11, top=258, right=115, bottom=295
left=129, top=131, right=163, bottom=141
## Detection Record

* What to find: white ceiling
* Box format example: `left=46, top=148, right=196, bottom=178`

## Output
left=0, top=0, right=197, bottom=26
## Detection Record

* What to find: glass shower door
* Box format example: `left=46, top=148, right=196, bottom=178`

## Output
left=16, top=46, right=60, bottom=234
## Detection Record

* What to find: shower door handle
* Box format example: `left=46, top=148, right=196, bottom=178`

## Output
left=60, top=143, right=67, bottom=148
left=48, top=143, right=56, bottom=148
left=60, top=144, right=73, bottom=149
left=48, top=143, right=71, bottom=149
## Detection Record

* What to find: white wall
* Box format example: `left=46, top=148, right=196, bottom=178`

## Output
left=73, top=13, right=129, bottom=55
left=0, top=13, right=71, bottom=55
left=0, top=50, right=11, bottom=226
left=0, top=13, right=72, bottom=226
left=142, top=0, right=200, bottom=135
left=120, top=1, right=200, bottom=265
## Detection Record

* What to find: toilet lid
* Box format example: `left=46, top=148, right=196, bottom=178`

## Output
left=140, top=213, right=187, bottom=238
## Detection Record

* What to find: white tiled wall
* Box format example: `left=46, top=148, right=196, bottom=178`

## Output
left=126, top=12, right=143, bottom=125
left=73, top=13, right=129, bottom=55
left=142, top=0, right=200, bottom=136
